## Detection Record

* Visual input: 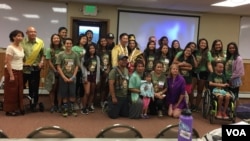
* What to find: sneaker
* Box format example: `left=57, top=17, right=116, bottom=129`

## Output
left=144, top=114, right=149, bottom=119
left=141, top=114, right=145, bottom=119
left=81, top=108, right=88, bottom=115
left=62, top=104, right=68, bottom=117
left=50, top=106, right=56, bottom=113
left=158, top=110, right=163, bottom=117
left=57, top=106, right=62, bottom=113
left=88, top=106, right=94, bottom=113
left=222, top=112, right=229, bottom=119
left=72, top=110, right=78, bottom=117
left=62, top=111, right=68, bottom=117
left=100, top=102, right=104, bottom=108
left=90, top=104, right=95, bottom=110
left=216, top=111, right=222, bottom=119
left=102, top=101, right=108, bottom=113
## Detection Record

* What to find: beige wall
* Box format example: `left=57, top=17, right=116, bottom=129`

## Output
left=67, top=2, right=241, bottom=48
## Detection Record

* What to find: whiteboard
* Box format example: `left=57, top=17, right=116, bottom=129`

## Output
left=239, top=16, right=250, bottom=59
left=0, top=0, right=67, bottom=48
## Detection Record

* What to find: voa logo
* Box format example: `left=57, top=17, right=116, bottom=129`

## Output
left=226, top=129, right=246, bottom=136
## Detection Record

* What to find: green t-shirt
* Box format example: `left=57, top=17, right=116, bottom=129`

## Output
left=195, top=50, right=212, bottom=72
left=225, top=56, right=233, bottom=80
left=208, top=72, right=227, bottom=91
left=109, top=67, right=129, bottom=97
left=86, top=57, right=97, bottom=74
left=56, top=51, right=80, bottom=78
left=45, top=47, right=64, bottom=66
left=177, top=52, right=194, bottom=84
left=72, top=45, right=86, bottom=67
left=129, top=71, right=142, bottom=102
left=151, top=72, right=167, bottom=93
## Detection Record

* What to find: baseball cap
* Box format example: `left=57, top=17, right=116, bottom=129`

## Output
left=118, top=55, right=128, bottom=60
left=106, top=33, right=115, bottom=39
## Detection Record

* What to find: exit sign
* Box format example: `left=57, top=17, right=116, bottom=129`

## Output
left=83, top=5, right=97, bottom=16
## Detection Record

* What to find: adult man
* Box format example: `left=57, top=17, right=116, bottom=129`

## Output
left=111, top=33, right=129, bottom=67
left=85, top=30, right=97, bottom=46
left=21, top=26, right=45, bottom=112
left=58, top=26, right=68, bottom=40
left=106, top=33, right=115, bottom=51
left=107, top=55, right=129, bottom=119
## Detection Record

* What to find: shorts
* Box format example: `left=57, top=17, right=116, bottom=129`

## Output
left=185, top=84, right=192, bottom=94
left=58, top=77, right=76, bottom=98
left=87, top=74, right=96, bottom=83
left=197, top=71, right=209, bottom=80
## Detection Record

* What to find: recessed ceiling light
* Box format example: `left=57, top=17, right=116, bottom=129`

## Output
left=52, top=7, right=67, bottom=13
left=0, top=3, right=11, bottom=10
left=23, top=14, right=40, bottom=19
left=211, top=0, right=250, bottom=7
left=51, top=20, right=59, bottom=24
left=4, top=17, right=19, bottom=21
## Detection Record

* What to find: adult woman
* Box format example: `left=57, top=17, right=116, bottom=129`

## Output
left=81, top=44, right=100, bottom=114
left=171, top=39, right=183, bottom=62
left=72, top=34, right=87, bottom=109
left=225, top=42, right=244, bottom=107
left=192, top=38, right=213, bottom=112
left=127, top=37, right=144, bottom=75
left=166, top=64, right=187, bottom=118
left=149, top=61, right=167, bottom=117
left=128, top=60, right=144, bottom=119
left=155, top=44, right=172, bottom=75
left=4, top=30, right=25, bottom=116
left=44, top=34, right=64, bottom=113
left=143, top=41, right=157, bottom=73
left=210, top=39, right=225, bottom=70
left=96, top=37, right=111, bottom=107
left=173, top=45, right=196, bottom=105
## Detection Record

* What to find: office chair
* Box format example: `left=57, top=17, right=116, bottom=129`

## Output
left=96, top=123, right=143, bottom=138
left=0, top=130, right=8, bottom=138
left=155, top=124, right=200, bottom=138
left=26, top=125, right=74, bottom=138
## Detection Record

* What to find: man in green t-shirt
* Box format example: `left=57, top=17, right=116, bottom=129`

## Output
left=107, top=55, right=129, bottom=119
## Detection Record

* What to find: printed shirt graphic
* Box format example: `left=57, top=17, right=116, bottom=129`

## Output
left=225, top=57, right=233, bottom=80
left=88, top=58, right=97, bottom=73
left=100, top=53, right=110, bottom=71
left=159, top=56, right=170, bottom=74
left=208, top=73, right=227, bottom=91
left=151, top=72, right=167, bottom=93
left=56, top=52, right=79, bottom=78
left=146, top=55, right=155, bottom=71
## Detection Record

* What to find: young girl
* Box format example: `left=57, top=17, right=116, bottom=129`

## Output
left=81, top=44, right=100, bottom=115
left=143, top=41, right=157, bottom=73
left=96, top=37, right=111, bottom=108
left=45, top=34, right=64, bottom=113
left=140, top=73, right=154, bottom=119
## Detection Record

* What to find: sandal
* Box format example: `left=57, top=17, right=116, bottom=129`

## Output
left=5, top=112, right=18, bottom=116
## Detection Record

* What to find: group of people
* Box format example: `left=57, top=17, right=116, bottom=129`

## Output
left=3, top=27, right=245, bottom=120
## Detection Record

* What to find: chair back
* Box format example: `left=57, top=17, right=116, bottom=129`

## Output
left=27, top=125, right=74, bottom=138
left=156, top=124, right=200, bottom=138
left=96, top=123, right=143, bottom=138
left=0, top=130, right=8, bottom=138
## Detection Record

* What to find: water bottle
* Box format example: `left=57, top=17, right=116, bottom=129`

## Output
left=178, top=109, right=193, bottom=141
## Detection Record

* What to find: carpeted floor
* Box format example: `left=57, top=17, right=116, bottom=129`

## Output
left=0, top=95, right=248, bottom=138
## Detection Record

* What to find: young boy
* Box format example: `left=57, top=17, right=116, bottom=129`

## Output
left=56, top=38, right=79, bottom=117
left=208, top=62, right=231, bottom=119
left=140, top=72, right=155, bottom=118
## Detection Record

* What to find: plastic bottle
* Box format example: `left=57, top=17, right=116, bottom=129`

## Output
left=178, top=109, right=193, bottom=141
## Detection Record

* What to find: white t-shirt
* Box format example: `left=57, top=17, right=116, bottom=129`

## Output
left=5, top=45, right=24, bottom=70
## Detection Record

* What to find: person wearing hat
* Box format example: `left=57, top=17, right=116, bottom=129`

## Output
left=127, top=34, right=144, bottom=75
left=106, top=33, right=115, bottom=51
left=111, top=33, right=129, bottom=68
left=107, top=55, right=129, bottom=119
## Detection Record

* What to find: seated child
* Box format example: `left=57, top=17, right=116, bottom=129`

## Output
left=208, top=62, right=231, bottom=119
left=140, top=73, right=154, bottom=118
